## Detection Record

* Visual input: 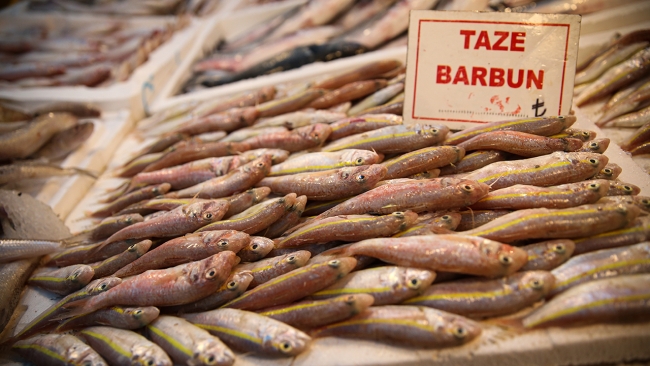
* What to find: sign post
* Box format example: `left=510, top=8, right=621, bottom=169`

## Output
left=403, top=11, right=581, bottom=129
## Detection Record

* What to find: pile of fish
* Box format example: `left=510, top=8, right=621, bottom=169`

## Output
left=26, top=0, right=214, bottom=16
left=573, top=29, right=650, bottom=156
left=3, top=59, right=650, bottom=365
left=0, top=102, right=101, bottom=187
left=0, top=16, right=187, bottom=87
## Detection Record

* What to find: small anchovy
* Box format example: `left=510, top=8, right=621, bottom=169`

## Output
left=57, top=305, right=160, bottom=332
left=79, top=326, right=172, bottom=366
left=0, top=163, right=97, bottom=185
left=147, top=315, right=235, bottom=366
left=13, top=333, right=107, bottom=366
left=405, top=271, right=555, bottom=318
left=445, top=115, right=575, bottom=145
left=182, top=308, right=312, bottom=357
left=28, top=264, right=95, bottom=296
left=522, top=273, right=650, bottom=328
left=312, top=305, right=481, bottom=348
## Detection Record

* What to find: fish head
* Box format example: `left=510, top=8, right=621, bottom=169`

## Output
left=634, top=196, right=650, bottom=213
left=85, top=276, right=122, bottom=295
left=266, top=325, right=312, bottom=357
left=225, top=270, right=254, bottom=294
left=341, top=149, right=383, bottom=166
left=194, top=338, right=235, bottom=366
left=426, top=308, right=482, bottom=346
left=433, top=212, right=462, bottom=230
left=612, top=182, right=641, bottom=196
left=559, top=114, right=577, bottom=129
left=390, top=210, right=418, bottom=230
left=613, top=203, right=642, bottom=225
left=129, top=239, right=153, bottom=257
left=124, top=306, right=160, bottom=326
left=281, top=250, right=312, bottom=268
left=246, top=148, right=290, bottom=164
left=131, top=343, right=170, bottom=366
left=117, top=213, right=145, bottom=226
left=343, top=293, right=375, bottom=315
left=247, top=187, right=272, bottom=204
left=194, top=252, right=238, bottom=285
left=402, top=268, right=436, bottom=294
left=245, top=155, right=273, bottom=176
left=340, top=164, right=387, bottom=189
left=597, top=163, right=622, bottom=179
left=540, top=239, right=575, bottom=263
left=242, top=107, right=260, bottom=124
left=241, top=236, right=274, bottom=260
left=72, top=349, right=107, bottom=366
left=68, top=265, right=95, bottom=285
left=204, top=230, right=251, bottom=253
left=448, top=145, right=466, bottom=162
left=302, top=123, right=333, bottom=145
left=451, top=178, right=490, bottom=204
left=580, top=179, right=610, bottom=199
left=187, top=200, right=229, bottom=224
left=565, top=138, right=585, bottom=152
left=584, top=138, right=610, bottom=153
left=259, top=86, right=276, bottom=102
left=518, top=271, right=556, bottom=298
left=572, top=152, right=609, bottom=174
left=418, top=124, right=450, bottom=141
left=477, top=238, right=528, bottom=277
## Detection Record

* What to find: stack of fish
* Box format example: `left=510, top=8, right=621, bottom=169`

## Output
left=26, top=0, right=210, bottom=16
left=0, top=102, right=100, bottom=187
left=0, top=16, right=187, bottom=87
left=574, top=29, right=650, bottom=156
left=4, top=59, right=650, bottom=365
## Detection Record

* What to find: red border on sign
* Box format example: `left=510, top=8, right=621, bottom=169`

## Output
left=412, top=19, right=571, bottom=123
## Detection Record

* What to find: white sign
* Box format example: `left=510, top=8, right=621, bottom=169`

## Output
left=404, top=11, right=581, bottom=129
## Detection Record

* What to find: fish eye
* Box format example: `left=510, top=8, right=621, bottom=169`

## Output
left=82, top=361, right=92, bottom=366
left=204, top=212, right=213, bottom=220
left=153, top=188, right=160, bottom=195
left=452, top=326, right=467, bottom=339
left=499, top=253, right=513, bottom=266
left=99, top=284, right=107, bottom=290
left=462, top=184, right=473, bottom=192
left=588, top=183, right=599, bottom=190
left=205, top=268, right=217, bottom=279
left=603, top=168, right=612, bottom=175
left=205, top=354, right=217, bottom=365
left=341, top=171, right=350, bottom=179
left=553, top=244, right=566, bottom=254
left=257, top=162, right=264, bottom=168
left=392, top=211, right=404, bottom=218
left=218, top=239, right=228, bottom=247
left=328, top=259, right=340, bottom=268
left=530, top=278, right=544, bottom=290
left=70, top=271, right=80, bottom=280
left=355, top=157, right=364, bottom=165
left=431, top=128, right=439, bottom=134
left=441, top=215, right=451, bottom=221
left=407, top=277, right=421, bottom=290
left=133, top=309, right=143, bottom=317
left=642, top=199, right=650, bottom=205
left=125, top=217, right=133, bottom=224
left=581, top=132, right=589, bottom=137
left=623, top=185, right=633, bottom=192
left=251, top=244, right=259, bottom=250
left=279, top=341, right=293, bottom=353
left=588, top=158, right=598, bottom=165
left=558, top=116, right=564, bottom=119
left=287, top=255, right=297, bottom=264
left=616, top=205, right=628, bottom=214
left=590, top=142, right=598, bottom=148
left=147, top=359, right=154, bottom=366
left=345, top=295, right=355, bottom=304
left=128, top=245, right=137, bottom=252
left=227, top=281, right=238, bottom=290
left=355, top=174, right=366, bottom=182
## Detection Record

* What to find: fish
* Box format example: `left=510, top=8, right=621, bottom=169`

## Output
left=620, top=121, right=650, bottom=151
left=269, top=149, right=382, bottom=176
left=89, top=183, right=171, bottom=218
left=550, top=128, right=597, bottom=142
left=259, top=293, right=375, bottom=329
left=463, top=203, right=640, bottom=243
left=444, top=115, right=575, bottom=145
left=90, top=239, right=152, bottom=279
left=404, top=271, right=555, bottom=318
left=262, top=195, right=308, bottom=238
left=223, top=187, right=272, bottom=218
left=196, top=194, right=296, bottom=234
left=345, top=235, right=527, bottom=277
left=0, top=238, right=68, bottom=262
left=457, top=131, right=584, bottom=157
left=114, top=230, right=249, bottom=277
left=0, top=259, right=40, bottom=336
left=243, top=123, right=331, bottom=152
left=439, top=150, right=508, bottom=176
left=101, top=200, right=230, bottom=246
left=348, top=82, right=405, bottom=116
left=62, top=252, right=238, bottom=317
left=220, top=126, right=288, bottom=142
left=222, top=257, right=357, bottom=311
left=253, top=109, right=346, bottom=129
left=597, top=79, right=650, bottom=126
left=311, top=266, right=435, bottom=305
left=575, top=42, right=649, bottom=85
left=170, top=107, right=260, bottom=136
left=328, top=113, right=403, bottom=140
left=315, top=60, right=402, bottom=90
left=237, top=236, right=275, bottom=262
left=44, top=240, right=135, bottom=267
left=258, top=164, right=387, bottom=201
left=461, top=152, right=608, bottom=190
left=182, top=308, right=311, bottom=356
left=13, top=333, right=107, bottom=366
left=315, top=177, right=489, bottom=218
left=573, top=216, right=650, bottom=255
left=193, top=86, right=277, bottom=118
left=56, top=305, right=160, bottom=331
left=235, top=250, right=312, bottom=288
left=607, top=181, right=641, bottom=196
left=255, top=88, right=326, bottom=118
left=470, top=180, right=610, bottom=210
left=312, top=305, right=481, bottom=348
left=164, top=271, right=254, bottom=314
left=64, top=213, right=144, bottom=244
left=27, top=264, right=95, bottom=296
left=114, top=152, right=164, bottom=178
left=79, top=326, right=172, bottom=366
left=522, top=273, right=650, bottom=328
left=309, top=80, right=388, bottom=109
left=0, top=162, right=97, bottom=185
left=520, top=239, right=575, bottom=271
left=275, top=211, right=417, bottom=248
left=322, top=124, right=449, bottom=153
left=550, top=242, right=650, bottom=296
left=146, top=315, right=235, bottom=366
left=266, top=0, right=355, bottom=41
left=578, top=138, right=610, bottom=153
left=381, top=146, right=465, bottom=179
left=629, top=140, right=650, bottom=155
left=594, top=163, right=622, bottom=180
left=141, top=141, right=251, bottom=173
left=32, top=121, right=94, bottom=160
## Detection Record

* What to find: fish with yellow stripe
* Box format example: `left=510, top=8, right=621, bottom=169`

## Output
left=56, top=305, right=159, bottom=331
left=520, top=240, right=575, bottom=271
left=13, top=333, right=107, bottom=366
left=28, top=264, right=94, bottom=296
left=322, top=124, right=448, bottom=153
left=573, top=216, right=650, bottom=255
left=269, top=149, right=382, bottom=176
left=79, top=326, right=172, bottom=366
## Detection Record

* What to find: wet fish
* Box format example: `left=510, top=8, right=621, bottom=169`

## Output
left=520, top=240, right=575, bottom=271
left=28, top=264, right=94, bottom=296
left=457, top=131, right=583, bottom=157
left=312, top=305, right=481, bottom=348
left=79, top=326, right=172, bottom=366
left=269, top=149, right=382, bottom=176
left=114, top=152, right=164, bottom=178
left=182, top=308, right=311, bottom=357
left=620, top=121, right=650, bottom=151
left=237, top=236, right=274, bottom=262
left=348, top=82, right=405, bottom=116
left=220, top=126, right=288, bottom=142
left=456, top=210, right=513, bottom=231
left=64, top=213, right=144, bottom=244
left=141, top=141, right=251, bottom=173
left=114, top=230, right=249, bottom=278
left=461, top=152, right=608, bottom=190
left=13, top=333, right=107, bottom=366
left=573, top=216, right=650, bottom=255
left=262, top=195, right=308, bottom=238
left=222, top=257, right=357, bottom=310
left=254, top=109, right=346, bottom=129
left=381, top=146, right=465, bottom=179
left=243, top=123, right=331, bottom=152
left=315, top=60, right=402, bottom=90
left=607, top=181, right=641, bottom=196
left=347, top=234, right=527, bottom=277
left=550, top=128, right=597, bottom=142
left=32, top=121, right=94, bottom=160
left=309, top=80, right=388, bottom=109
left=522, top=273, right=650, bottom=328
left=470, top=180, right=609, bottom=210
left=0, top=163, right=97, bottom=185
left=164, top=271, right=254, bottom=314
left=323, top=124, right=448, bottom=153
left=405, top=271, right=555, bottom=318
left=594, top=163, right=622, bottom=180
left=311, top=266, right=435, bottom=305
left=44, top=240, right=135, bottom=268
left=0, top=238, right=67, bottom=262
left=57, top=305, right=159, bottom=331
left=193, top=86, right=276, bottom=118
left=171, top=107, right=260, bottom=136
left=90, top=239, right=152, bottom=279
left=551, top=242, right=650, bottom=296
left=439, top=150, right=508, bottom=176
left=328, top=113, right=403, bottom=141
left=575, top=42, right=649, bottom=85
left=224, top=187, right=272, bottom=218
left=266, top=0, right=355, bottom=41
left=578, top=138, right=610, bottom=153
left=597, top=80, right=650, bottom=126
left=235, top=250, right=311, bottom=288
left=90, top=183, right=171, bottom=218
left=463, top=203, right=640, bottom=243
left=147, top=315, right=235, bottom=366
left=255, top=88, right=326, bottom=118
left=629, top=140, right=650, bottom=155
